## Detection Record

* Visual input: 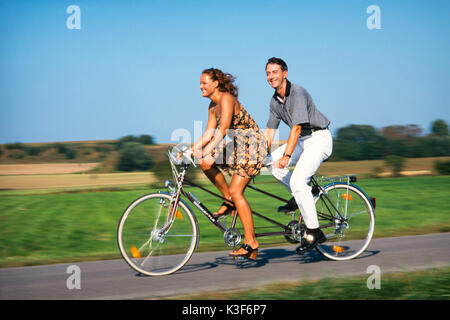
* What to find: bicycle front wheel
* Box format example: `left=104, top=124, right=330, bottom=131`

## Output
left=117, top=193, right=199, bottom=276
left=315, top=183, right=375, bottom=261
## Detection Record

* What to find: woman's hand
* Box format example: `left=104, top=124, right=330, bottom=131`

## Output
left=201, top=154, right=216, bottom=166
left=192, top=147, right=203, bottom=160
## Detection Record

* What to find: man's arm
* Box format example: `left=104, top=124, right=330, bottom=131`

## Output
left=263, top=128, right=276, bottom=150
left=265, top=103, right=281, bottom=149
left=275, top=124, right=302, bottom=168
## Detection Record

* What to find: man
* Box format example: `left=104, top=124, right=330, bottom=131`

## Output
left=263, top=57, right=333, bottom=254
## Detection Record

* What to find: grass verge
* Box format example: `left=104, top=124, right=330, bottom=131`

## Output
left=170, top=267, right=450, bottom=300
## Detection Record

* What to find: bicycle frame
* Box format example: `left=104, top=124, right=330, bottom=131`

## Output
left=183, top=177, right=294, bottom=238
left=165, top=160, right=354, bottom=242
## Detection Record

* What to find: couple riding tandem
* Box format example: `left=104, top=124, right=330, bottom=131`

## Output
left=191, top=57, right=333, bottom=260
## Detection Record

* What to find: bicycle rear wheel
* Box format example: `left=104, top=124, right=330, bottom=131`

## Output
left=117, top=193, right=199, bottom=276
left=315, top=183, right=375, bottom=261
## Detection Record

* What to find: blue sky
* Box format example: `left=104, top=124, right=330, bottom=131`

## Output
left=1, top=0, right=449, bottom=144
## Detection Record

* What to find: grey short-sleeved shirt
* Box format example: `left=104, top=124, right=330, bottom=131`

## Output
left=266, top=80, right=330, bottom=132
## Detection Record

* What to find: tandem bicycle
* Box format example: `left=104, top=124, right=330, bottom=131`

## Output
left=117, top=143, right=376, bottom=276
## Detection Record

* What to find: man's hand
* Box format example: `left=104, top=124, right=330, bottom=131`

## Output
left=275, top=155, right=290, bottom=169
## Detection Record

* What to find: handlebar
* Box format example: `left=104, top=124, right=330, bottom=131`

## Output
left=182, top=149, right=196, bottom=167
left=168, top=143, right=197, bottom=168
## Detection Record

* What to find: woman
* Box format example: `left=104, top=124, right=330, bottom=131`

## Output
left=191, top=68, right=268, bottom=260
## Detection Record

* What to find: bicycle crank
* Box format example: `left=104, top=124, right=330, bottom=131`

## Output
left=284, top=220, right=305, bottom=244
left=224, top=228, right=241, bottom=247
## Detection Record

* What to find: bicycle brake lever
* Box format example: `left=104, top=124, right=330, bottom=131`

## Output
left=184, top=149, right=197, bottom=167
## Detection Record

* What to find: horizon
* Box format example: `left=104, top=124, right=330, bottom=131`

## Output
left=0, top=119, right=444, bottom=146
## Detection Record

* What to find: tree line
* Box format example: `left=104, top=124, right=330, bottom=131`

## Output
left=330, top=119, right=449, bottom=161
left=116, top=119, right=449, bottom=177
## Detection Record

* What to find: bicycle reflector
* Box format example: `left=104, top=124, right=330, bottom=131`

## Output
left=130, top=246, right=141, bottom=258
left=370, top=197, right=376, bottom=208
left=342, top=193, right=353, bottom=200
left=333, top=245, right=344, bottom=253
left=176, top=210, right=183, bottom=219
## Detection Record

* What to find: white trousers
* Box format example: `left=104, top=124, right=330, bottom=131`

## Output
left=267, top=129, right=333, bottom=229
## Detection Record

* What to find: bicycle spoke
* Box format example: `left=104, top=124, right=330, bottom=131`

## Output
left=141, top=248, right=156, bottom=267
left=324, top=232, right=336, bottom=239
left=138, top=237, right=152, bottom=254
left=138, top=204, right=165, bottom=263
left=347, top=209, right=369, bottom=220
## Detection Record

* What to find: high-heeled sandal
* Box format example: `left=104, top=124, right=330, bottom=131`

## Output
left=229, top=244, right=259, bottom=260
left=213, top=201, right=235, bottom=219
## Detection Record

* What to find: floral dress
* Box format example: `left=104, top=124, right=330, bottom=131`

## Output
left=211, top=104, right=268, bottom=179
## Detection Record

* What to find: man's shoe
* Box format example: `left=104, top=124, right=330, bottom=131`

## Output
left=278, top=197, right=298, bottom=213
left=296, top=228, right=327, bottom=255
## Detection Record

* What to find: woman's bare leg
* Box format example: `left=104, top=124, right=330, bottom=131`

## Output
left=228, top=174, right=258, bottom=252
left=199, top=155, right=232, bottom=213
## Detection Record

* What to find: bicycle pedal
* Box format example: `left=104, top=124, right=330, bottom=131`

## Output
left=277, top=208, right=295, bottom=214
left=295, top=243, right=311, bottom=255
left=233, top=255, right=258, bottom=261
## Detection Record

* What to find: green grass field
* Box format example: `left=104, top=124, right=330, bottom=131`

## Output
left=0, top=175, right=449, bottom=267
left=173, top=267, right=450, bottom=300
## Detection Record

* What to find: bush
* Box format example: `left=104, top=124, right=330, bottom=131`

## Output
left=115, top=135, right=155, bottom=150
left=9, top=152, right=25, bottom=159
left=54, top=144, right=77, bottom=160
left=370, top=166, right=383, bottom=178
left=431, top=119, right=449, bottom=136
left=332, top=125, right=386, bottom=160
left=116, top=142, right=153, bottom=172
left=93, top=144, right=112, bottom=153
left=137, top=134, right=154, bottom=145
left=434, top=160, right=450, bottom=175
left=151, top=160, right=173, bottom=183
left=384, top=155, right=406, bottom=177
left=25, top=146, right=45, bottom=156
left=5, top=143, right=25, bottom=150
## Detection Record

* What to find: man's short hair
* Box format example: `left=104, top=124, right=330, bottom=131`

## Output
left=266, top=57, right=288, bottom=72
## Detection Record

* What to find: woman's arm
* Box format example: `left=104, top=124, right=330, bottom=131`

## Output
left=201, top=95, right=234, bottom=157
left=191, top=104, right=217, bottom=155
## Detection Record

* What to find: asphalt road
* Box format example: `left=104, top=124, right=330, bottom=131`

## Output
left=1, top=233, right=449, bottom=300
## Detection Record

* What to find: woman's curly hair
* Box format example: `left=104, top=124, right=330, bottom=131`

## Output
left=202, top=68, right=238, bottom=97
